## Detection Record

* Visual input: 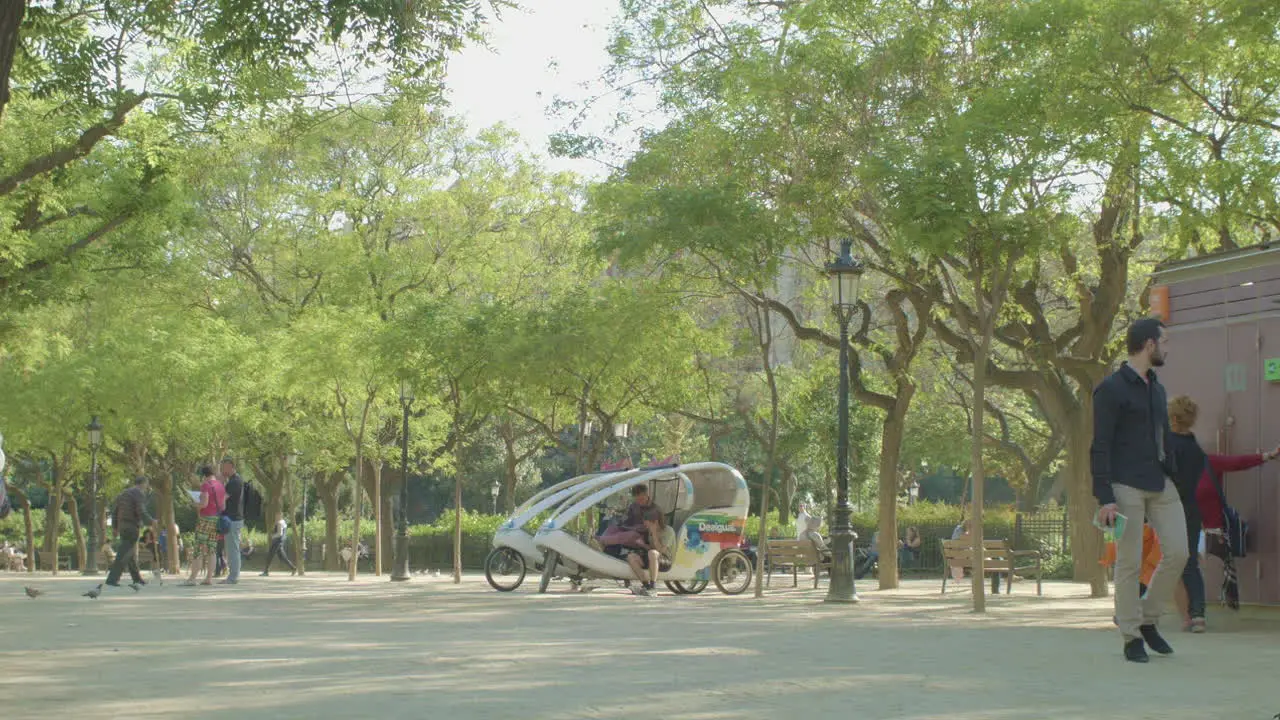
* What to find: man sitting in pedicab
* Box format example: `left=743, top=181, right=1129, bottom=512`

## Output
left=620, top=508, right=677, bottom=596
left=598, top=485, right=674, bottom=595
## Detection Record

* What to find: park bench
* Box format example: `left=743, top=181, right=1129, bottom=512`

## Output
left=36, top=551, right=69, bottom=572
left=764, top=538, right=830, bottom=589
left=940, top=539, right=1042, bottom=596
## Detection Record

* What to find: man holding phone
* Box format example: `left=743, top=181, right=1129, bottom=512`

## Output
left=1091, top=317, right=1189, bottom=663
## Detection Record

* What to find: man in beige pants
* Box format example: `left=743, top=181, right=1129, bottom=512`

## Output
left=1091, top=318, right=1189, bottom=663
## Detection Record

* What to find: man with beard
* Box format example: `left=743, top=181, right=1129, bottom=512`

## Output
left=1091, top=317, right=1188, bottom=663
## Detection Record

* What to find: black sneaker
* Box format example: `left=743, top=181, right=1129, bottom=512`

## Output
left=643, top=581, right=655, bottom=591
left=260, top=571, right=269, bottom=577
left=1124, top=638, right=1149, bottom=663
left=1139, top=624, right=1173, bottom=655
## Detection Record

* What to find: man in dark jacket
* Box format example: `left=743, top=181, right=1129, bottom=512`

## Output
left=1091, top=317, right=1189, bottom=663
left=220, top=458, right=245, bottom=585
left=106, top=476, right=155, bottom=588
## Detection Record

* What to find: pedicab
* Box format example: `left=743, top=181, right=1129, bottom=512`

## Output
left=484, top=468, right=646, bottom=591
left=532, top=462, right=755, bottom=595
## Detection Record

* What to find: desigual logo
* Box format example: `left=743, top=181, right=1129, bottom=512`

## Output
left=697, top=522, right=739, bottom=534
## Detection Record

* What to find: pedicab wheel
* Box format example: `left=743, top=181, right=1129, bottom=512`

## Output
left=484, top=547, right=526, bottom=592
left=712, top=548, right=753, bottom=595
left=538, top=550, right=559, bottom=594
left=671, top=578, right=709, bottom=595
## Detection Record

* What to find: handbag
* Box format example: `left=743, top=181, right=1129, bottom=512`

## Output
left=597, top=525, right=645, bottom=549
left=217, top=514, right=232, bottom=534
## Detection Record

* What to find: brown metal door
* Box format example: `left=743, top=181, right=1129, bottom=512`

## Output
left=1258, top=315, right=1280, bottom=605
left=1223, top=319, right=1265, bottom=604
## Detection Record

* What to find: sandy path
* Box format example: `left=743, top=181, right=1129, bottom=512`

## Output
left=1, top=572, right=1276, bottom=719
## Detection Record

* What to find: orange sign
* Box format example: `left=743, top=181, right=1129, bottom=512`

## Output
left=1149, top=285, right=1170, bottom=322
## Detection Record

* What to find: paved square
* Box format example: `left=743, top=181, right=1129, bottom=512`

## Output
left=2, top=573, right=1277, bottom=719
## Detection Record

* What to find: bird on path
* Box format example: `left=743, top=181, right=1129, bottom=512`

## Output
left=128, top=582, right=142, bottom=592
left=83, top=584, right=103, bottom=600
left=24, top=586, right=43, bottom=599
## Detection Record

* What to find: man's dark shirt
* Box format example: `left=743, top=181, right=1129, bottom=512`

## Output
left=112, top=486, right=153, bottom=534
left=623, top=500, right=652, bottom=529
left=223, top=473, right=245, bottom=521
left=1090, top=362, right=1173, bottom=506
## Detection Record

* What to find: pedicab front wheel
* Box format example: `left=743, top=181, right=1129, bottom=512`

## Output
left=669, top=578, right=709, bottom=595
left=484, top=547, right=526, bottom=592
left=712, top=548, right=753, bottom=595
left=538, top=550, right=559, bottom=594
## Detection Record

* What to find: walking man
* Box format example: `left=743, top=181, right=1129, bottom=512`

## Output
left=261, top=516, right=297, bottom=576
left=220, top=458, right=246, bottom=585
left=1091, top=317, right=1189, bottom=663
left=106, top=476, right=156, bottom=588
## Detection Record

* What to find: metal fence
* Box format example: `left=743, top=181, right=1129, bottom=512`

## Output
left=846, top=509, right=1070, bottom=574
left=1013, top=509, right=1070, bottom=556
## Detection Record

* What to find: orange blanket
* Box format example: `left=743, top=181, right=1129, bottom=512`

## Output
left=1100, top=523, right=1161, bottom=586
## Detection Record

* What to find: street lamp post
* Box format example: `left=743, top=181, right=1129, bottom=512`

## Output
left=84, top=416, right=103, bottom=575
left=290, top=450, right=304, bottom=576
left=824, top=239, right=865, bottom=604
left=392, top=379, right=414, bottom=582
left=490, top=481, right=499, bottom=515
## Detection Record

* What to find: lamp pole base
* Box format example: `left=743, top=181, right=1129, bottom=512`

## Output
left=824, top=510, right=858, bottom=604
left=390, top=534, right=411, bottom=582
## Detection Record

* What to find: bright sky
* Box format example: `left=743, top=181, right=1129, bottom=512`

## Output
left=443, top=0, right=624, bottom=179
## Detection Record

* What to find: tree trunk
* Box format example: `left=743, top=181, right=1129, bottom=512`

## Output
left=320, top=475, right=342, bottom=571
left=970, top=328, right=991, bottom=612
left=42, top=466, right=64, bottom=555
left=779, top=467, right=796, bottom=526
left=1067, top=406, right=1109, bottom=596
left=503, top=448, right=519, bottom=514
left=373, top=460, right=382, bottom=576
left=752, top=303, right=779, bottom=600
left=9, top=485, right=36, bottom=572
left=159, top=484, right=178, bottom=574
left=381, top=493, right=394, bottom=573
left=349, top=451, right=363, bottom=581
left=708, top=425, right=724, bottom=463
left=65, top=495, right=86, bottom=570
left=0, top=0, right=24, bottom=122
left=453, top=476, right=462, bottom=583
left=877, top=391, right=912, bottom=590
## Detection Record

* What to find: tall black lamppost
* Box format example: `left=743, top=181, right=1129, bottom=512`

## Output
left=290, top=450, right=304, bottom=576
left=490, top=481, right=499, bottom=515
left=84, top=415, right=103, bottom=575
left=392, top=379, right=414, bottom=581
left=824, top=239, right=865, bottom=604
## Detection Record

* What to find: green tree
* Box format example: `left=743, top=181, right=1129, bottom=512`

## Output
left=0, top=0, right=500, bottom=315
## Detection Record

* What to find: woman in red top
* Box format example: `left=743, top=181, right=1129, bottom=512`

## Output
left=184, top=466, right=225, bottom=586
left=1167, top=395, right=1278, bottom=632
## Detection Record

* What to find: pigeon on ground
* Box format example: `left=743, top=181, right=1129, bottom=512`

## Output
left=23, top=586, right=42, bottom=599
left=128, top=582, right=142, bottom=592
left=83, top=584, right=103, bottom=599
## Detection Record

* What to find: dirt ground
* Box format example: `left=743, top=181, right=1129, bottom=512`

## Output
left=1, top=571, right=1278, bottom=720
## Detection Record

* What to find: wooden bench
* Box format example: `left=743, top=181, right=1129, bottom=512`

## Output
left=764, top=538, right=831, bottom=589
left=941, top=539, right=1042, bottom=596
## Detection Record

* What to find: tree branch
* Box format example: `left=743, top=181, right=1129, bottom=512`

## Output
left=0, top=92, right=150, bottom=197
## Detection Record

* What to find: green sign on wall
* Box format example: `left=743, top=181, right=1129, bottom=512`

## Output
left=1266, top=358, right=1280, bottom=382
